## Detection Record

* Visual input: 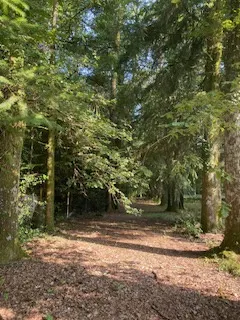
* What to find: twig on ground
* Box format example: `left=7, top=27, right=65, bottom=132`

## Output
left=151, top=304, right=171, bottom=320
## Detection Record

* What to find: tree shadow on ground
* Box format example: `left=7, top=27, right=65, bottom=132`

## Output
left=59, top=215, right=190, bottom=241
left=57, top=232, right=207, bottom=259
left=0, top=257, right=239, bottom=320
left=58, top=214, right=208, bottom=258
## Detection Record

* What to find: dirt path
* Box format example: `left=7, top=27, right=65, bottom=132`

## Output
left=0, top=210, right=240, bottom=320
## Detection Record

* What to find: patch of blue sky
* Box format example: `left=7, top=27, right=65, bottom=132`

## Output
left=138, top=50, right=154, bottom=70
left=82, top=10, right=96, bottom=36
left=134, top=103, right=142, bottom=116
left=79, top=66, right=94, bottom=76
left=141, top=0, right=157, bottom=6
left=124, top=71, right=133, bottom=82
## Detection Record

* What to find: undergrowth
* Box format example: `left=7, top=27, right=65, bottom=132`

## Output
left=211, top=251, right=240, bottom=277
left=175, top=213, right=203, bottom=238
left=174, top=200, right=202, bottom=237
left=18, top=226, right=44, bottom=243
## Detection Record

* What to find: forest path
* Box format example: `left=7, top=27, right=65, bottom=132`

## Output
left=1, top=204, right=240, bottom=320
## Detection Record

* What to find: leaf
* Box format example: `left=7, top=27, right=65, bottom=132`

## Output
left=222, top=19, right=234, bottom=30
left=0, top=277, right=5, bottom=286
left=171, top=0, right=181, bottom=4
left=3, top=292, right=9, bottom=301
left=0, top=0, right=29, bottom=17
left=0, top=76, right=12, bottom=85
left=0, top=95, right=19, bottom=113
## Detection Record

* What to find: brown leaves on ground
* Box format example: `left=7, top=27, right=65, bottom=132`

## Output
left=0, top=211, right=240, bottom=320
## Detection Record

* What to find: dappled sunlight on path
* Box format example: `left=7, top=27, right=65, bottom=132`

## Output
left=0, top=212, right=240, bottom=319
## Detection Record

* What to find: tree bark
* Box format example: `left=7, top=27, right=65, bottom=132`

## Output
left=45, top=0, right=58, bottom=230
left=201, top=131, right=222, bottom=232
left=109, top=27, right=121, bottom=122
left=45, top=129, right=55, bottom=231
left=0, top=124, right=25, bottom=263
left=221, top=113, right=240, bottom=251
left=166, top=182, right=178, bottom=212
left=221, top=0, right=240, bottom=251
left=107, top=10, right=121, bottom=213
left=107, top=190, right=114, bottom=213
left=201, top=0, right=223, bottom=232
left=179, top=192, right=184, bottom=210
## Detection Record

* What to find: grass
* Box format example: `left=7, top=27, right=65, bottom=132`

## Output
left=141, top=200, right=202, bottom=237
left=216, top=251, right=240, bottom=276
left=141, top=211, right=181, bottom=223
left=204, top=250, right=240, bottom=277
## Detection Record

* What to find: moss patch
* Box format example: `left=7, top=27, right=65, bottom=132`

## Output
left=209, top=250, right=240, bottom=277
left=218, top=251, right=240, bottom=276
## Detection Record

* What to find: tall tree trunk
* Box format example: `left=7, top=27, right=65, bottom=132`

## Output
left=221, top=0, right=240, bottom=252
left=107, top=12, right=121, bottom=213
left=107, top=190, right=114, bottom=213
left=222, top=113, right=240, bottom=251
left=166, top=181, right=178, bottom=212
left=201, top=0, right=223, bottom=232
left=0, top=124, right=25, bottom=263
left=201, top=130, right=222, bottom=232
left=160, top=188, right=167, bottom=206
left=179, top=192, right=184, bottom=210
left=45, top=0, right=58, bottom=230
left=46, top=129, right=55, bottom=231
left=109, top=28, right=120, bottom=122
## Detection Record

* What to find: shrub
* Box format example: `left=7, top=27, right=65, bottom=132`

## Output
left=176, top=213, right=203, bottom=238
left=18, top=173, right=46, bottom=242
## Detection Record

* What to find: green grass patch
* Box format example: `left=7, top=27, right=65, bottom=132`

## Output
left=208, top=251, right=240, bottom=277
left=140, top=200, right=202, bottom=236
left=141, top=211, right=180, bottom=223
left=218, top=251, right=240, bottom=276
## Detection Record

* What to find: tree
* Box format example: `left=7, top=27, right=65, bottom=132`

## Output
left=201, top=0, right=223, bottom=232
left=45, top=0, right=59, bottom=231
left=0, top=0, right=30, bottom=262
left=220, top=0, right=240, bottom=252
left=131, top=0, right=205, bottom=211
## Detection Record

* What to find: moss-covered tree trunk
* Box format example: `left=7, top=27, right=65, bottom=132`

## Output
left=45, top=0, right=58, bottom=230
left=46, top=129, right=55, bottom=231
left=221, top=0, right=240, bottom=252
left=201, top=130, right=222, bottom=232
left=0, top=124, right=24, bottom=263
left=109, top=26, right=120, bottom=122
left=201, top=0, right=223, bottom=232
left=107, top=13, right=121, bottom=213
left=222, top=113, right=240, bottom=251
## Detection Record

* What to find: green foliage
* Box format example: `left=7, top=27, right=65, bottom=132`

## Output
left=0, top=276, right=5, bottom=287
left=176, top=213, right=203, bottom=238
left=0, top=0, right=238, bottom=253
left=44, top=315, right=54, bottom=320
left=211, top=251, right=240, bottom=277
left=219, top=201, right=230, bottom=220
left=0, top=0, right=29, bottom=17
left=18, top=173, right=46, bottom=225
left=3, top=292, right=9, bottom=301
left=175, top=201, right=202, bottom=237
left=18, top=173, right=46, bottom=242
left=18, top=226, right=43, bottom=243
